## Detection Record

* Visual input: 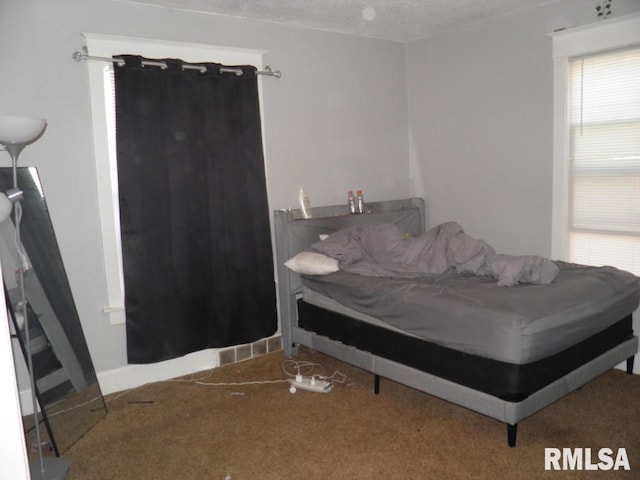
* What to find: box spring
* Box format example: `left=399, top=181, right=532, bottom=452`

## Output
left=297, top=299, right=633, bottom=401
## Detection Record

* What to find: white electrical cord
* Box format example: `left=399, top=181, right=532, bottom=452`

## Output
left=99, top=360, right=348, bottom=404
left=160, top=368, right=288, bottom=387
left=282, top=359, right=347, bottom=384
left=45, top=395, right=104, bottom=417
left=170, top=360, right=346, bottom=387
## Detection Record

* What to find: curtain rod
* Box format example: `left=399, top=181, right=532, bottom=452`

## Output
left=71, top=51, right=282, bottom=78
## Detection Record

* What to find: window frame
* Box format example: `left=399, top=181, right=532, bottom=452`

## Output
left=84, top=33, right=266, bottom=325
left=550, top=13, right=640, bottom=262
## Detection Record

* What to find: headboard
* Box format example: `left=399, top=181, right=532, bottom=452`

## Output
left=273, top=197, right=425, bottom=355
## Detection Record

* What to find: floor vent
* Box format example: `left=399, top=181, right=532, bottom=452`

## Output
left=218, top=334, right=283, bottom=366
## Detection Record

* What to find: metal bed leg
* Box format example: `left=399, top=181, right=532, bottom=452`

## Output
left=374, top=374, right=380, bottom=395
left=507, top=424, right=518, bottom=447
left=284, top=341, right=298, bottom=358
left=627, top=355, right=635, bottom=374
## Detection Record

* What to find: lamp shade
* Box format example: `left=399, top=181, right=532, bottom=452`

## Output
left=0, top=115, right=46, bottom=146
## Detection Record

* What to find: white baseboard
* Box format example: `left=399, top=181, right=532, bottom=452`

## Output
left=98, top=348, right=220, bottom=396
left=98, top=334, right=283, bottom=396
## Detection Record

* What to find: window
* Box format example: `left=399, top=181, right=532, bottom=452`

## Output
left=84, top=34, right=265, bottom=325
left=551, top=14, right=640, bottom=276
left=567, top=47, right=640, bottom=274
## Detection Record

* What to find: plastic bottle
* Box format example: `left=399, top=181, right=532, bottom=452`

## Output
left=298, top=187, right=312, bottom=219
left=347, top=190, right=356, bottom=214
left=356, top=190, right=365, bottom=214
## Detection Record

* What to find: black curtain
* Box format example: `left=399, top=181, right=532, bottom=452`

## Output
left=114, top=55, right=277, bottom=364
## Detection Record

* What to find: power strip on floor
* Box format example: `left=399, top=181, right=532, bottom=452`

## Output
left=288, top=375, right=333, bottom=394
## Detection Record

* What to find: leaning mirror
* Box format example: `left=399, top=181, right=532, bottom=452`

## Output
left=0, top=167, right=107, bottom=456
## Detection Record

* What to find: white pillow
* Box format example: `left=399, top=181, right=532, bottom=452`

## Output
left=284, top=251, right=339, bottom=275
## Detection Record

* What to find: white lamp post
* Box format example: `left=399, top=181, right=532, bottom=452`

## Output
left=0, top=115, right=68, bottom=480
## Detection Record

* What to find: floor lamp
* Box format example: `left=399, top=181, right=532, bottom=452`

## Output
left=0, top=115, right=68, bottom=480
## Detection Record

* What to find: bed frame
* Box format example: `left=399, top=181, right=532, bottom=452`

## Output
left=273, top=197, right=638, bottom=446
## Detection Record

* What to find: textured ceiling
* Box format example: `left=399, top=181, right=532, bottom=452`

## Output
left=116, top=0, right=562, bottom=42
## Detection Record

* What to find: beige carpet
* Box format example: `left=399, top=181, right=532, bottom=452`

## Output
left=62, top=348, right=640, bottom=479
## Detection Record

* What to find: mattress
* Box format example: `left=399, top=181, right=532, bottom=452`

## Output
left=302, top=285, right=421, bottom=338
left=300, top=261, right=639, bottom=364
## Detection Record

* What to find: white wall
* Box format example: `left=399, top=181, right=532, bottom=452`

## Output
left=0, top=0, right=410, bottom=394
left=407, top=0, right=640, bottom=257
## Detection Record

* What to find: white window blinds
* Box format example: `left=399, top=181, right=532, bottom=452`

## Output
left=567, top=46, right=640, bottom=275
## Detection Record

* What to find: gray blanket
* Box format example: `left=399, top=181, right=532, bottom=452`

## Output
left=312, top=222, right=559, bottom=286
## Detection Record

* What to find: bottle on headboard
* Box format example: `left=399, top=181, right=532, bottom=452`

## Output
left=298, top=187, right=312, bottom=219
left=356, top=190, right=365, bottom=214
left=347, top=190, right=356, bottom=214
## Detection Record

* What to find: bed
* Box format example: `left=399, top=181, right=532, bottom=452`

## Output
left=273, top=197, right=639, bottom=446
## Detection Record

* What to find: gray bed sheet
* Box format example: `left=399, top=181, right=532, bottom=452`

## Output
left=301, top=261, right=639, bottom=364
